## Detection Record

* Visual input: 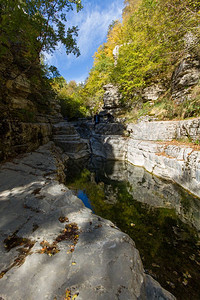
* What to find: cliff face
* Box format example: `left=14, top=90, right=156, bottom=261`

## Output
left=0, top=48, right=62, bottom=161
left=171, top=54, right=200, bottom=104
left=98, top=51, right=200, bottom=121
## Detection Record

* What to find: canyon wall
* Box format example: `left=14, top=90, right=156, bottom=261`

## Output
left=0, top=69, right=62, bottom=161
left=91, top=117, right=200, bottom=198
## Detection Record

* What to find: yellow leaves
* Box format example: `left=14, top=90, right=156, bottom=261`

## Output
left=65, top=289, right=71, bottom=300
left=183, top=271, right=192, bottom=278
left=182, top=278, right=188, bottom=286
left=56, top=223, right=79, bottom=245
left=39, top=223, right=80, bottom=256
left=64, top=289, right=79, bottom=300
left=59, top=216, right=69, bottom=223
left=166, top=281, right=175, bottom=289
left=106, top=20, right=123, bottom=57
left=39, top=240, right=60, bottom=256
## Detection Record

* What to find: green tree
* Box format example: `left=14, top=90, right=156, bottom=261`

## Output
left=0, top=0, right=82, bottom=112
left=111, top=0, right=200, bottom=102
left=82, top=20, right=122, bottom=113
left=52, top=77, right=88, bottom=120
left=0, top=0, right=82, bottom=62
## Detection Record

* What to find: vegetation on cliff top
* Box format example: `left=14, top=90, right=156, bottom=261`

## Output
left=51, top=77, right=89, bottom=120
left=1, top=0, right=200, bottom=121
left=0, top=0, right=82, bottom=115
left=80, top=0, right=200, bottom=120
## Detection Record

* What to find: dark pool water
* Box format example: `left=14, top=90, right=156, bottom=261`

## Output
left=65, top=157, right=200, bottom=300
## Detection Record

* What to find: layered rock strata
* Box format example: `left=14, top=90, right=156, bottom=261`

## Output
left=0, top=142, right=175, bottom=300
left=127, top=140, right=200, bottom=198
left=99, top=84, right=123, bottom=118
left=171, top=55, right=200, bottom=103
left=53, top=122, right=90, bottom=159
left=0, top=63, right=62, bottom=162
left=90, top=118, right=200, bottom=199
left=0, top=120, right=52, bottom=161
left=127, top=118, right=200, bottom=142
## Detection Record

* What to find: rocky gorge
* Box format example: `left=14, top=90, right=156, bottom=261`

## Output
left=1, top=82, right=200, bottom=300
left=89, top=117, right=200, bottom=199
left=1, top=1, right=200, bottom=299
left=0, top=142, right=175, bottom=300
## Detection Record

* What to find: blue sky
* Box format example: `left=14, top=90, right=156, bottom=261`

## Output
left=45, top=0, right=124, bottom=83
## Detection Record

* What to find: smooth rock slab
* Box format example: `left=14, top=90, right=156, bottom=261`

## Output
left=0, top=143, right=175, bottom=300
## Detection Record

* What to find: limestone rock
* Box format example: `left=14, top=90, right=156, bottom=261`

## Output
left=127, top=117, right=200, bottom=142
left=103, top=84, right=121, bottom=109
left=177, top=118, right=200, bottom=141
left=0, top=64, right=62, bottom=162
left=91, top=135, right=128, bottom=160
left=89, top=118, right=200, bottom=199
left=113, top=45, right=122, bottom=65
left=127, top=120, right=178, bottom=141
left=127, top=139, right=200, bottom=199
left=0, top=143, right=175, bottom=300
left=0, top=120, right=52, bottom=161
left=53, top=122, right=91, bottom=159
left=5, top=74, right=37, bottom=111
left=171, top=55, right=200, bottom=103
left=142, top=83, right=166, bottom=101
left=95, top=123, right=127, bottom=136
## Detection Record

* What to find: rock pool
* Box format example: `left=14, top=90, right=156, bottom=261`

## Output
left=65, top=157, right=200, bottom=300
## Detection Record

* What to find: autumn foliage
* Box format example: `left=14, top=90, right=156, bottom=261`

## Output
left=82, top=0, right=200, bottom=113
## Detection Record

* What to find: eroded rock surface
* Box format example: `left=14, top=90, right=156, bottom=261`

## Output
left=142, top=83, right=166, bottom=102
left=127, top=118, right=200, bottom=142
left=103, top=84, right=121, bottom=109
left=53, top=122, right=90, bottom=159
left=0, top=142, right=175, bottom=300
left=171, top=55, right=200, bottom=103
left=0, top=120, right=52, bottom=161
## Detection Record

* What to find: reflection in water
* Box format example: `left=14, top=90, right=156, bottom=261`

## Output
left=77, top=190, right=94, bottom=212
left=65, top=158, right=200, bottom=300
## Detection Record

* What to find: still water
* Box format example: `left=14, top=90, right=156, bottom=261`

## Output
left=65, top=157, right=200, bottom=300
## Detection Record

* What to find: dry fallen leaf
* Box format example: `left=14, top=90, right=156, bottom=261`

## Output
left=64, top=289, right=71, bottom=300
left=182, top=278, right=188, bottom=286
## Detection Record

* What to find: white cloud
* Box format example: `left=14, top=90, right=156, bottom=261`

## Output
left=44, top=0, right=124, bottom=81
left=76, top=1, right=123, bottom=57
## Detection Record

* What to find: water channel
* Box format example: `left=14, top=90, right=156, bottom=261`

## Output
left=65, top=157, right=200, bottom=300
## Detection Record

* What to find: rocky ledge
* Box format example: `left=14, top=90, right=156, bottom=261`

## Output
left=90, top=118, right=200, bottom=199
left=0, top=142, right=175, bottom=300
